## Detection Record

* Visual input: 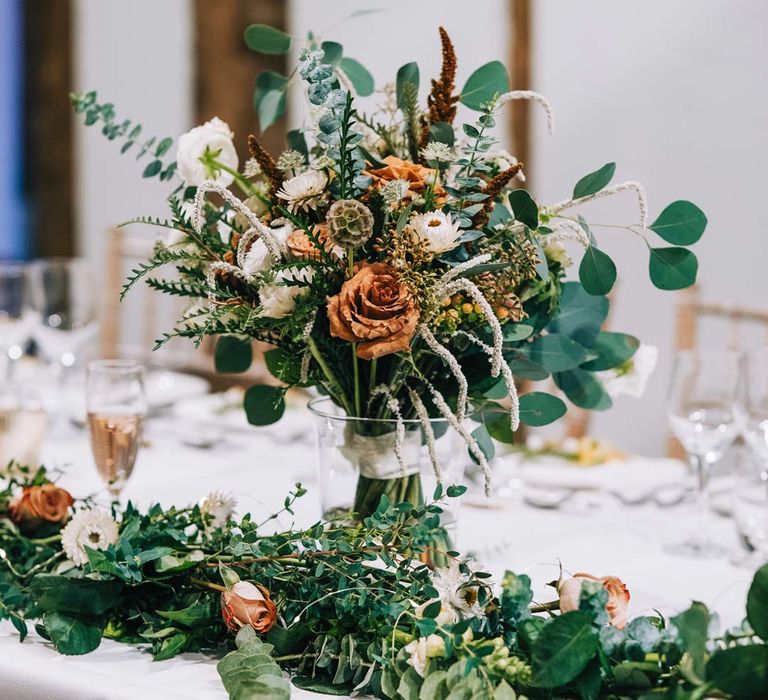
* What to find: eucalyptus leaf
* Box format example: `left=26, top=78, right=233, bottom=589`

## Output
left=244, top=24, right=292, bottom=55
left=254, top=71, right=289, bottom=131
left=648, top=247, right=698, bottom=290
left=470, top=424, right=495, bottom=464
left=650, top=200, right=707, bottom=245
left=215, top=335, right=253, bottom=374
left=554, top=369, right=612, bottom=410
left=706, top=645, right=768, bottom=700
left=746, top=563, right=768, bottom=640
left=579, top=245, right=617, bottom=296
left=671, top=601, right=709, bottom=678
left=525, top=334, right=589, bottom=373
left=580, top=331, right=640, bottom=372
left=429, top=122, right=455, bottom=146
left=244, top=384, right=286, bottom=426
left=519, top=392, right=567, bottom=426
left=573, top=162, right=616, bottom=199
left=460, top=61, right=509, bottom=111
left=508, top=189, right=538, bottom=229
left=396, top=62, right=420, bottom=109
left=548, top=282, right=609, bottom=347
left=339, top=57, right=374, bottom=96
left=321, top=41, right=343, bottom=65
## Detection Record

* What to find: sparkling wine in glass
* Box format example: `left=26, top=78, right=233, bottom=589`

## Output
left=667, top=350, right=740, bottom=557
left=86, top=360, right=146, bottom=498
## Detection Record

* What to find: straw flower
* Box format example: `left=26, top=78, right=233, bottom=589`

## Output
left=61, top=509, right=119, bottom=566
left=276, top=170, right=328, bottom=213
left=410, top=210, right=463, bottom=254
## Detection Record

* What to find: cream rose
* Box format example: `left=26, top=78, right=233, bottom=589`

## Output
left=258, top=266, right=314, bottom=319
left=559, top=572, right=630, bottom=629
left=176, top=117, right=238, bottom=187
left=241, top=222, right=292, bottom=277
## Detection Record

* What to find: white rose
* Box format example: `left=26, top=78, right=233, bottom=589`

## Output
left=241, top=222, right=292, bottom=277
left=176, top=117, right=238, bottom=187
left=404, top=635, right=445, bottom=677
left=599, top=344, right=658, bottom=399
left=258, top=266, right=314, bottom=319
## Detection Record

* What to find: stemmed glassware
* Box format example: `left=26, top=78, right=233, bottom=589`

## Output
left=86, top=360, right=146, bottom=499
left=0, top=262, right=33, bottom=380
left=667, top=350, right=740, bottom=557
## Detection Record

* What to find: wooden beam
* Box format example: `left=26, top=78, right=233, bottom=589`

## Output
left=194, top=0, right=288, bottom=162
left=508, top=0, right=532, bottom=177
left=24, top=0, right=74, bottom=257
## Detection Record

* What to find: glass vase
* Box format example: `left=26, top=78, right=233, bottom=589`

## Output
left=308, top=396, right=467, bottom=545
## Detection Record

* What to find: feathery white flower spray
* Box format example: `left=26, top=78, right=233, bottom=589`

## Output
left=418, top=324, right=469, bottom=422
left=369, top=386, right=406, bottom=475
left=298, top=311, right=318, bottom=384
left=193, top=180, right=284, bottom=260
left=457, top=330, right=520, bottom=431
left=541, top=221, right=590, bottom=248
left=236, top=228, right=258, bottom=268
left=205, top=261, right=250, bottom=305
left=408, top=388, right=441, bottom=483
left=497, top=90, right=555, bottom=134
left=437, top=254, right=493, bottom=286
left=427, top=384, right=492, bottom=496
left=549, top=181, right=649, bottom=229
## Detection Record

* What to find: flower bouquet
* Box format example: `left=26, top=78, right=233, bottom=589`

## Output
left=72, top=26, right=705, bottom=523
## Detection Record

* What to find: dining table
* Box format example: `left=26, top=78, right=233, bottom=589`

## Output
left=0, top=397, right=758, bottom=700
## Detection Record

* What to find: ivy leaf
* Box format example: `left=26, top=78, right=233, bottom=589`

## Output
left=243, top=24, right=292, bottom=55
left=530, top=611, right=599, bottom=687
left=396, top=62, right=420, bottom=109
left=572, top=162, right=616, bottom=199
left=244, top=385, right=286, bottom=426
left=254, top=71, right=289, bottom=131
left=747, top=563, right=768, bottom=640
left=339, top=57, right=374, bottom=96
left=648, top=247, right=698, bottom=290
left=579, top=245, right=617, bottom=295
left=215, top=336, right=253, bottom=374
left=519, top=392, right=567, bottom=426
left=460, top=61, right=509, bottom=111
left=581, top=332, right=640, bottom=371
left=554, top=369, right=612, bottom=410
left=650, top=200, right=707, bottom=245
left=42, top=611, right=104, bottom=656
left=706, top=645, right=768, bottom=700
left=525, top=334, right=589, bottom=373
left=507, top=189, right=538, bottom=229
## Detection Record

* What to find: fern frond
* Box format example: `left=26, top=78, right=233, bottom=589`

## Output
left=121, top=248, right=199, bottom=300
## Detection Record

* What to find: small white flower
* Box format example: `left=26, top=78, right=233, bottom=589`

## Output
left=243, top=158, right=262, bottom=179
left=61, top=509, right=119, bottom=567
left=410, top=210, right=463, bottom=254
left=276, top=170, right=328, bottom=213
left=431, top=560, right=483, bottom=619
left=421, top=142, right=456, bottom=164
left=276, top=149, right=306, bottom=174
left=176, top=117, right=239, bottom=187
left=259, top=266, right=315, bottom=319
left=380, top=179, right=411, bottom=210
left=241, top=221, right=292, bottom=277
left=404, top=634, right=445, bottom=677
left=599, top=344, right=658, bottom=399
left=199, top=491, right=236, bottom=529
left=416, top=599, right=457, bottom=626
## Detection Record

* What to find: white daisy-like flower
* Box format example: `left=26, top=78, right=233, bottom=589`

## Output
left=243, top=158, right=262, bottom=179
left=598, top=344, right=658, bottom=399
left=410, top=210, right=463, bottom=254
left=431, top=560, right=483, bottom=619
left=259, top=266, right=315, bottom=319
left=421, top=141, right=456, bottom=164
left=61, top=509, right=119, bottom=567
left=199, top=491, right=236, bottom=529
left=276, top=170, right=328, bottom=213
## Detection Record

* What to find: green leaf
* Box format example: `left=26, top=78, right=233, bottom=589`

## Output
left=519, top=392, right=567, bottom=426
left=420, top=670, right=449, bottom=700
left=648, top=246, right=698, bottom=290
left=493, top=680, right=517, bottom=700
left=470, top=424, right=495, bottom=464
left=254, top=71, right=289, bottom=131
left=530, top=611, right=599, bottom=687
left=339, top=57, right=374, bottom=96
left=157, top=602, right=214, bottom=628
left=429, top=122, right=455, bottom=146
left=286, top=129, right=308, bottom=156
left=549, top=282, right=609, bottom=347
left=292, top=676, right=350, bottom=695
left=264, top=348, right=306, bottom=385
left=397, top=666, right=422, bottom=700
left=153, top=631, right=190, bottom=661
left=573, top=162, right=616, bottom=199
left=155, top=137, right=173, bottom=157
left=215, top=335, right=253, bottom=374
left=460, top=60, right=509, bottom=111
left=396, top=62, right=420, bottom=109
left=321, top=41, right=343, bottom=64
left=244, top=384, right=286, bottom=426
left=706, top=645, right=768, bottom=700
left=243, top=24, right=292, bottom=55
left=508, top=189, right=538, bottom=229
left=554, top=369, right=612, bottom=410
left=28, top=575, right=122, bottom=616
left=747, top=563, right=768, bottom=640
left=142, top=159, right=162, bottom=178
left=484, top=410, right=515, bottom=444
left=218, top=638, right=290, bottom=700
left=266, top=622, right=311, bottom=656
left=650, top=200, right=707, bottom=245
left=579, top=245, right=617, bottom=296
left=43, top=611, right=103, bottom=656
left=672, top=601, right=709, bottom=678
left=581, top=332, right=640, bottom=371
left=525, top=334, right=589, bottom=373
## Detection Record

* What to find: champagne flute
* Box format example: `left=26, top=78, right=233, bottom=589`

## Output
left=0, top=262, right=33, bottom=380
left=86, top=360, right=146, bottom=499
left=667, top=350, right=740, bottom=557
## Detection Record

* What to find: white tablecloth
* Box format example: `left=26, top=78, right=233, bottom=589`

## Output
left=0, top=410, right=757, bottom=700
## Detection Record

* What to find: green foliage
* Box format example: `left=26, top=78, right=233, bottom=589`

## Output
left=243, top=24, right=292, bottom=55
left=507, top=190, right=538, bottom=229
left=518, top=392, right=567, bottom=426
left=215, top=336, right=253, bottom=374
left=555, top=368, right=612, bottom=410
left=581, top=331, right=639, bottom=372
left=43, top=611, right=104, bottom=656
left=460, top=61, right=509, bottom=110
left=254, top=71, right=289, bottom=131
left=573, top=162, right=616, bottom=199
left=649, top=246, right=699, bottom=290
left=650, top=200, right=707, bottom=245
left=706, top=645, right=768, bottom=700
left=548, top=282, right=608, bottom=347
left=530, top=612, right=598, bottom=687
left=579, top=245, right=617, bottom=295
left=524, top=333, right=589, bottom=373
left=396, top=62, right=420, bottom=109
left=339, top=57, right=374, bottom=96
left=243, top=385, right=286, bottom=426
left=219, top=637, right=290, bottom=699
left=747, top=563, right=768, bottom=640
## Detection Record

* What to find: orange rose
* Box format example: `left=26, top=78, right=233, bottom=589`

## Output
left=221, top=581, right=277, bottom=633
left=365, top=156, right=446, bottom=204
left=286, top=223, right=335, bottom=261
left=9, top=484, right=74, bottom=533
left=558, top=572, right=630, bottom=629
left=327, top=262, right=418, bottom=360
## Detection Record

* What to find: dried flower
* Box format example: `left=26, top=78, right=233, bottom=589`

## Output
left=327, top=262, right=418, bottom=360
left=9, top=485, right=74, bottom=534
left=276, top=149, right=306, bottom=174
left=380, top=178, right=411, bottom=210
left=247, top=135, right=283, bottom=200
left=410, top=210, right=463, bottom=254
left=326, top=200, right=374, bottom=248
left=199, top=491, right=236, bottom=529
left=420, top=141, right=455, bottom=164
left=221, top=581, right=277, bottom=633
left=61, top=509, right=119, bottom=566
left=419, top=26, right=459, bottom=151
left=242, top=158, right=262, bottom=179
left=276, top=170, right=328, bottom=213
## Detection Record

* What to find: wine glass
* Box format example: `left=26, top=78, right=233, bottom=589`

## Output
left=735, top=348, right=768, bottom=562
left=667, top=350, right=740, bottom=557
left=26, top=258, right=98, bottom=370
left=86, top=360, right=146, bottom=499
left=0, top=262, right=33, bottom=379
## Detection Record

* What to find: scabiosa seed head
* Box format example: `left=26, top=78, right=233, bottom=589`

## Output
left=326, top=199, right=374, bottom=248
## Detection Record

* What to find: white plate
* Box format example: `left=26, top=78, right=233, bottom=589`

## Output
left=145, top=371, right=210, bottom=410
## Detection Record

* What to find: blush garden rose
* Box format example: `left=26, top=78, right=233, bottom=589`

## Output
left=558, top=572, right=630, bottom=629
left=221, top=581, right=278, bottom=633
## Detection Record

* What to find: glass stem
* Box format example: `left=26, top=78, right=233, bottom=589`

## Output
left=689, top=453, right=712, bottom=543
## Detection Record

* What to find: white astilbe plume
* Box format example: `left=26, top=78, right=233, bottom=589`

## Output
left=298, top=311, right=317, bottom=384
left=408, top=389, right=441, bottom=483
left=418, top=324, right=469, bottom=422
left=549, top=181, right=649, bottom=229
left=438, top=254, right=492, bottom=286
left=193, top=180, right=284, bottom=259
left=497, top=90, right=555, bottom=134
left=205, top=261, right=250, bottom=304
left=369, top=386, right=406, bottom=475
left=540, top=220, right=590, bottom=248
left=457, top=331, right=520, bottom=432
left=236, top=228, right=259, bottom=268
left=427, top=384, right=492, bottom=496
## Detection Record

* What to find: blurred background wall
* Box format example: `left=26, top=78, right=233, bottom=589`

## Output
left=4, top=0, right=767, bottom=454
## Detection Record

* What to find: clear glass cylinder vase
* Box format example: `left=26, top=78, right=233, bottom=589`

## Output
left=308, top=396, right=467, bottom=535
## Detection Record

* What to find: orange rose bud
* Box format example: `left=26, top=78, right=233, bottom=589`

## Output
left=221, top=581, right=277, bottom=634
left=558, top=572, right=630, bottom=629
left=9, top=484, right=74, bottom=534
left=327, top=262, right=419, bottom=361
left=286, top=223, right=335, bottom=261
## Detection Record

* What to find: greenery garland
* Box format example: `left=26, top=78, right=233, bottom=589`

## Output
left=0, top=464, right=766, bottom=699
